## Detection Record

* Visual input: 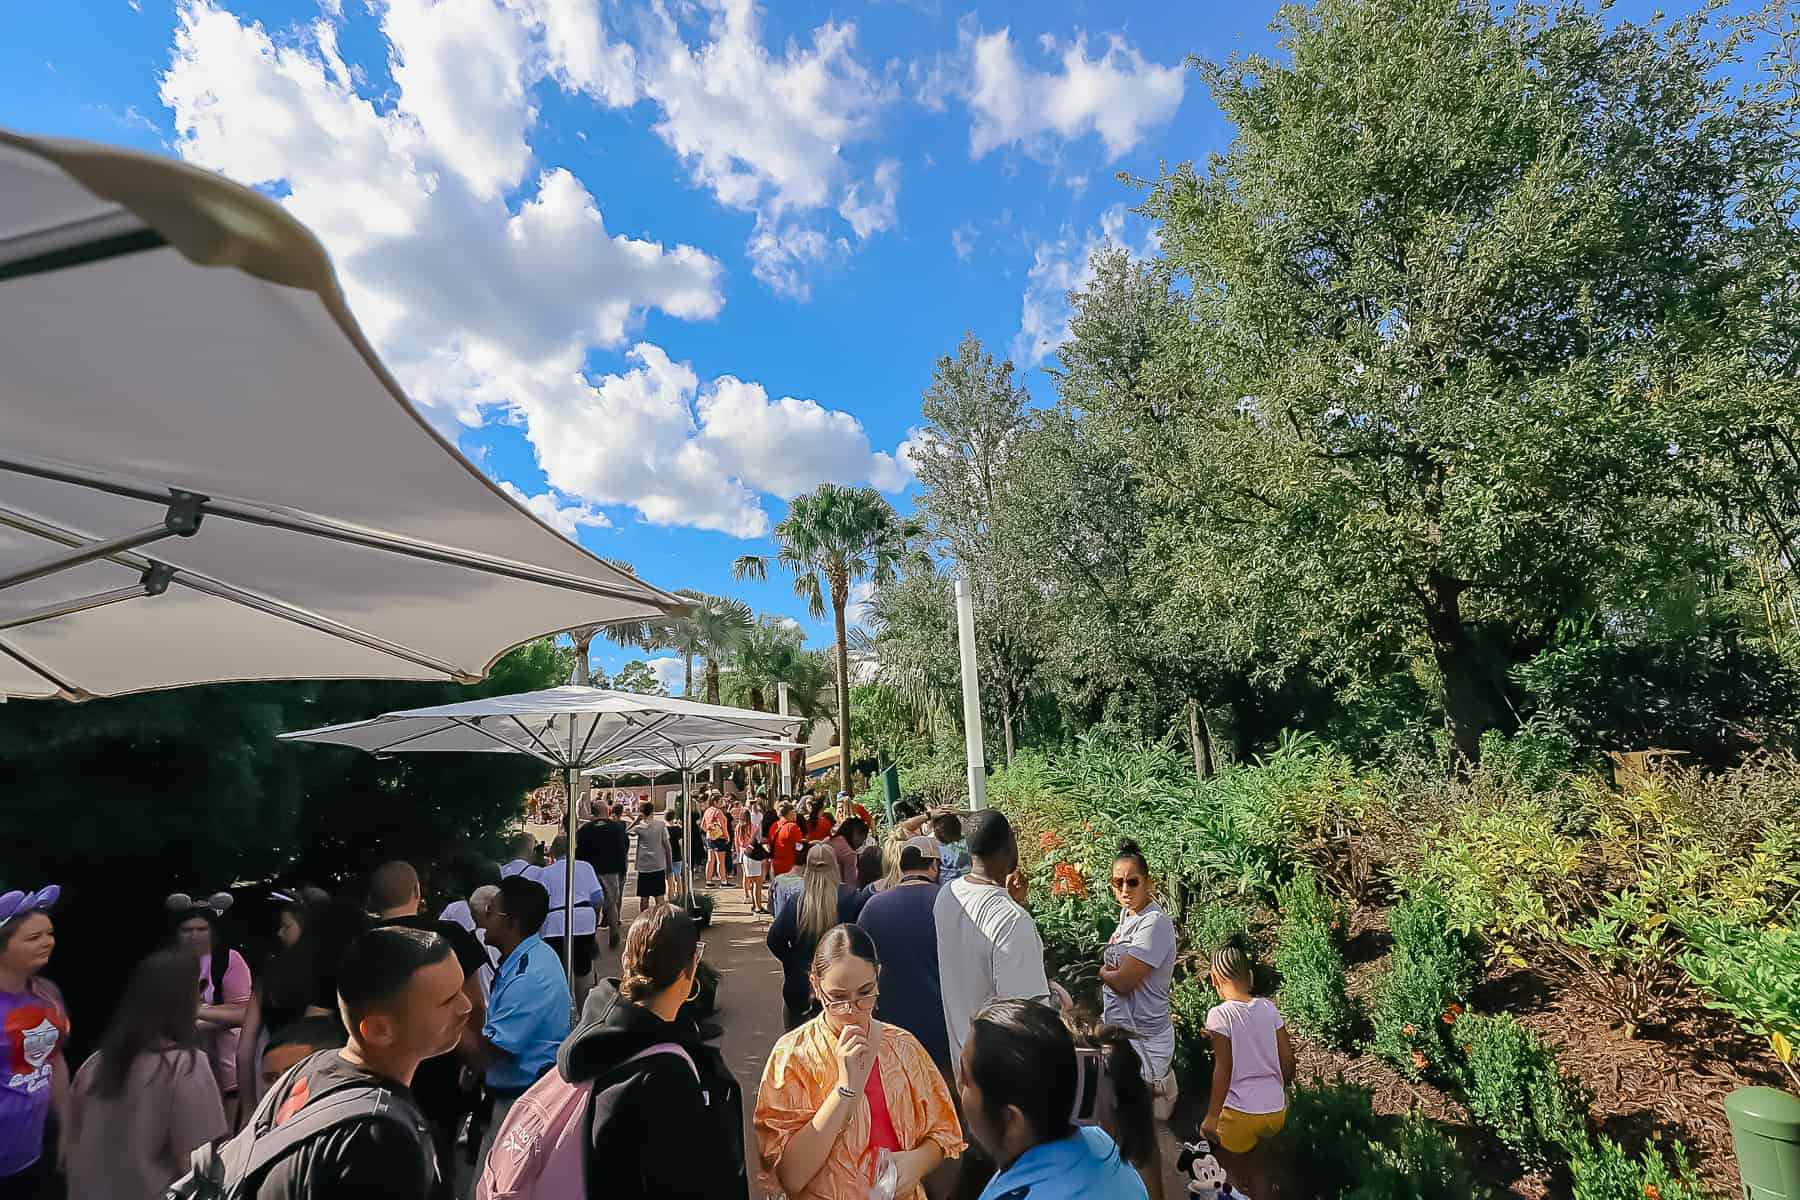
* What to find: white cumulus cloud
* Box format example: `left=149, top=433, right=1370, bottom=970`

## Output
left=493, top=479, right=612, bottom=537
left=1013, top=205, right=1159, bottom=367
left=951, top=23, right=1184, bottom=163
left=645, top=655, right=688, bottom=695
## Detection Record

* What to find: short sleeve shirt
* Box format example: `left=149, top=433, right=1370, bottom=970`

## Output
left=934, top=877, right=1050, bottom=1069
left=538, top=859, right=606, bottom=937
left=483, top=934, right=572, bottom=1093
left=1204, top=998, right=1286, bottom=1115
left=0, top=982, right=68, bottom=1175
left=1101, top=903, right=1176, bottom=1038
left=770, top=820, right=805, bottom=876
left=252, top=1050, right=443, bottom=1199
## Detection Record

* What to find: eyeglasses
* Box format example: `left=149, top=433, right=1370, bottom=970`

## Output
left=1110, top=876, right=1144, bottom=891
left=818, top=986, right=879, bottom=1013
left=695, top=941, right=706, bottom=969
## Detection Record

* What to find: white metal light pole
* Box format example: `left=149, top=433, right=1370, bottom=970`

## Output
left=954, top=576, right=988, bottom=810
left=778, top=681, right=793, bottom=797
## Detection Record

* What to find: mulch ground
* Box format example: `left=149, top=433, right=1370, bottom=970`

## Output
left=1271, top=904, right=1782, bottom=1199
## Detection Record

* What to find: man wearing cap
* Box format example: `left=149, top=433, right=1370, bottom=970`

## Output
left=857, top=837, right=952, bottom=1081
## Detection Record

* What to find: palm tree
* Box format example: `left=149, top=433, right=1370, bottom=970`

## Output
left=566, top=559, right=642, bottom=686
left=604, top=588, right=750, bottom=702
left=733, top=484, right=924, bottom=796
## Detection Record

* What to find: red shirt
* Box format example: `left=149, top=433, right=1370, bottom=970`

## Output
left=805, top=814, right=834, bottom=842
left=863, top=1058, right=901, bottom=1179
left=771, top=819, right=804, bottom=876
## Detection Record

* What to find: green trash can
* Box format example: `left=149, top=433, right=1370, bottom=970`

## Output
left=1728, top=1086, right=1800, bottom=1199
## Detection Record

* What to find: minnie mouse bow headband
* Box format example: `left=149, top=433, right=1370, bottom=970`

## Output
left=0, top=886, right=61, bottom=929
left=166, top=892, right=235, bottom=916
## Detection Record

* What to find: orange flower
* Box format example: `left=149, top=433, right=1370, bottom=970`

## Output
left=1644, top=1187, right=1660, bottom=1200
left=1403, top=1024, right=1417, bottom=1035
left=1040, top=830, right=1062, bottom=852
left=1448, top=1003, right=1464, bottom=1016
left=1329, top=919, right=1339, bottom=930
left=1443, top=1012, right=1457, bottom=1025
left=1463, top=1045, right=1472, bottom=1054
left=1411, top=1052, right=1429, bottom=1070
left=1052, top=862, right=1088, bottom=897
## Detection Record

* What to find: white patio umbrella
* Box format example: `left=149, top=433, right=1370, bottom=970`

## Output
left=280, top=687, right=801, bottom=995
left=0, top=129, right=686, bottom=700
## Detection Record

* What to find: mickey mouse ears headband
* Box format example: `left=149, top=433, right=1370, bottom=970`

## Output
left=0, top=886, right=61, bottom=929
left=166, top=892, right=234, bottom=916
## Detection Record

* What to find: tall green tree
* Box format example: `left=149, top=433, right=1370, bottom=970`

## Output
left=1132, top=0, right=1793, bottom=764
left=605, top=588, right=749, bottom=701
left=734, top=485, right=924, bottom=795
left=611, top=659, right=666, bottom=695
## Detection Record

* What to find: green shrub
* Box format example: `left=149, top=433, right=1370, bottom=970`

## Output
left=1454, top=1012, right=1589, bottom=1168
left=1274, top=874, right=1358, bottom=1048
left=1568, top=1134, right=1707, bottom=1200
left=1681, top=915, right=1800, bottom=1090
left=1170, top=971, right=1221, bottom=1081
left=1369, top=883, right=1481, bottom=1080
left=1279, top=1082, right=1486, bottom=1200
left=1185, top=902, right=1253, bottom=956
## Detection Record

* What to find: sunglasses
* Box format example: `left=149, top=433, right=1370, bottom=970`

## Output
left=1110, top=875, right=1145, bottom=891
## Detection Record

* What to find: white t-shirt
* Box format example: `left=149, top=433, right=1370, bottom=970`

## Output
left=935, top=875, right=1051, bottom=1069
left=500, top=859, right=543, bottom=882
left=1205, top=997, right=1287, bottom=1114
left=1102, top=902, right=1177, bottom=1079
left=539, top=859, right=605, bottom=937
left=439, top=899, right=475, bottom=932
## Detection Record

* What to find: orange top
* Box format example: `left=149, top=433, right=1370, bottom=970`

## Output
left=755, top=1018, right=964, bottom=1200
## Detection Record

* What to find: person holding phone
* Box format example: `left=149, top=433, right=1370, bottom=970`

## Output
left=755, top=924, right=963, bottom=1200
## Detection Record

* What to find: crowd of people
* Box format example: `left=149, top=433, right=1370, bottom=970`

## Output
left=0, top=785, right=1299, bottom=1200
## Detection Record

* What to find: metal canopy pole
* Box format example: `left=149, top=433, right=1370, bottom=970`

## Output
left=955, top=577, right=988, bottom=811
left=563, top=713, right=578, bottom=1005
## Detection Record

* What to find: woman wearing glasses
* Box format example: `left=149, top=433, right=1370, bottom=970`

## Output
left=1098, top=839, right=1178, bottom=1183
left=756, top=924, right=962, bottom=1200
left=559, top=906, right=748, bottom=1200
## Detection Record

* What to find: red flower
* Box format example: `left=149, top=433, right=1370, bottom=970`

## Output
left=1448, top=1003, right=1464, bottom=1016
left=1403, top=1024, right=1417, bottom=1035
left=1040, top=830, right=1062, bottom=852
left=1644, top=1187, right=1660, bottom=1200
left=1411, top=1052, right=1429, bottom=1070
left=1052, top=863, right=1088, bottom=897
left=1443, top=1012, right=1457, bottom=1025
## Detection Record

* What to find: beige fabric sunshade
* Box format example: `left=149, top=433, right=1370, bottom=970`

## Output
left=0, top=129, right=685, bottom=700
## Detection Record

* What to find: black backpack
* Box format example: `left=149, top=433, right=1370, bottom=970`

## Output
left=164, top=1059, right=436, bottom=1200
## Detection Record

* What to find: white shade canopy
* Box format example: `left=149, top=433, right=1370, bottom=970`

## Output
left=280, top=687, right=803, bottom=770
left=0, top=129, right=685, bottom=700
left=585, top=737, right=803, bottom=777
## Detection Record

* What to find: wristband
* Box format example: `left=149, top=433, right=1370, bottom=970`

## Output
left=836, top=1085, right=859, bottom=1099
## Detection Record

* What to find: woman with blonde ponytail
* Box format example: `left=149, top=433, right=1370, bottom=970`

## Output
left=556, top=907, right=748, bottom=1200
left=767, top=845, right=861, bottom=1029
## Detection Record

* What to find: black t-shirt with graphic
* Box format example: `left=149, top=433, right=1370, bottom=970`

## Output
left=252, top=1050, right=443, bottom=1200
left=373, top=916, right=484, bottom=1120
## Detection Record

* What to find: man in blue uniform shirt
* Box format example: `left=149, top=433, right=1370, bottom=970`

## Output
left=474, top=874, right=571, bottom=1167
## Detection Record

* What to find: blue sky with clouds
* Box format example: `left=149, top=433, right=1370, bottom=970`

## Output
left=5, top=0, right=1678, bottom=690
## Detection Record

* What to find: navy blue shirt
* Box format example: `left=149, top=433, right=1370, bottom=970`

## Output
left=857, top=878, right=952, bottom=1078
left=765, top=886, right=862, bottom=1012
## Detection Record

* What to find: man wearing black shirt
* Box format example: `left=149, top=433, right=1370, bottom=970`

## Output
left=254, top=925, right=469, bottom=1199
left=576, top=799, right=630, bottom=948
left=368, top=861, right=489, bottom=1179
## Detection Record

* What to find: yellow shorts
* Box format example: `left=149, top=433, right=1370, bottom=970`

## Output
left=1215, top=1105, right=1286, bottom=1154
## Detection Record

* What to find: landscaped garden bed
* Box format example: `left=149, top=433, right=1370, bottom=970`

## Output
left=991, top=734, right=1800, bottom=1198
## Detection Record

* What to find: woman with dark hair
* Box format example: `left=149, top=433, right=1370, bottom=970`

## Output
left=234, top=891, right=317, bottom=1115
left=552, top=907, right=747, bottom=1200
left=167, top=893, right=251, bottom=1123
left=0, top=886, right=68, bottom=1197
left=959, top=999, right=1153, bottom=1200
left=755, top=924, right=962, bottom=1200
left=1100, top=840, right=1179, bottom=1126
left=766, top=846, right=861, bottom=1029
left=66, top=949, right=227, bottom=1200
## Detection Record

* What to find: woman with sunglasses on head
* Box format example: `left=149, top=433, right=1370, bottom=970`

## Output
left=961, top=999, right=1153, bottom=1200
left=0, top=886, right=69, bottom=1199
left=556, top=906, right=748, bottom=1200
left=755, top=924, right=962, bottom=1200
left=167, top=892, right=253, bottom=1125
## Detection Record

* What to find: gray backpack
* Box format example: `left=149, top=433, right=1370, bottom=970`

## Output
left=164, top=1059, right=435, bottom=1200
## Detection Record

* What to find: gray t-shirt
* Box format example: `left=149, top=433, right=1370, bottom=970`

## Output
left=935, top=876, right=1050, bottom=1069
left=1101, top=902, right=1176, bottom=1077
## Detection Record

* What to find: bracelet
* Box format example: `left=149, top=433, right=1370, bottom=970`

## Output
left=836, top=1085, right=859, bottom=1099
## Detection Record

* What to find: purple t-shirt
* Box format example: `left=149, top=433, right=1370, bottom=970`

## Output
left=0, top=983, right=69, bottom=1177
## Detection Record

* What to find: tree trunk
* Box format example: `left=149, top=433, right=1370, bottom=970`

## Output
left=683, top=654, right=694, bottom=699
left=1187, top=696, right=1214, bottom=779
left=750, top=685, right=766, bottom=712
left=1001, top=707, right=1015, bottom=767
left=571, top=631, right=594, bottom=686
left=833, top=596, right=854, bottom=797
left=1422, top=572, right=1513, bottom=771
left=706, top=659, right=721, bottom=706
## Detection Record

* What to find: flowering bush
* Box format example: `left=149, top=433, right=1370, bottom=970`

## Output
left=1278, top=1082, right=1485, bottom=1200
left=1568, top=1135, right=1707, bottom=1200
left=1370, top=882, right=1481, bottom=1080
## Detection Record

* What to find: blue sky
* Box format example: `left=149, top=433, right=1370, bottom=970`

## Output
left=5, top=0, right=1679, bottom=689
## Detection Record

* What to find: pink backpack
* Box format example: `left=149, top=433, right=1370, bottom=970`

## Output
left=477, top=1043, right=698, bottom=1200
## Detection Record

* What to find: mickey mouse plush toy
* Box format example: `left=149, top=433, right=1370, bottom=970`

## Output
left=1175, top=1139, right=1246, bottom=1200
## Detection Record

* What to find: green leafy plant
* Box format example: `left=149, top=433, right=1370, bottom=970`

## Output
left=1681, top=916, right=1800, bottom=1091
left=1279, top=1082, right=1486, bottom=1200
left=1170, top=970, right=1222, bottom=1082
left=1454, top=1012, right=1590, bottom=1168
left=1274, top=871, right=1358, bottom=1047
left=1185, top=902, right=1253, bottom=956
left=1369, top=882, right=1481, bottom=1080
left=1568, top=1134, right=1707, bottom=1200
